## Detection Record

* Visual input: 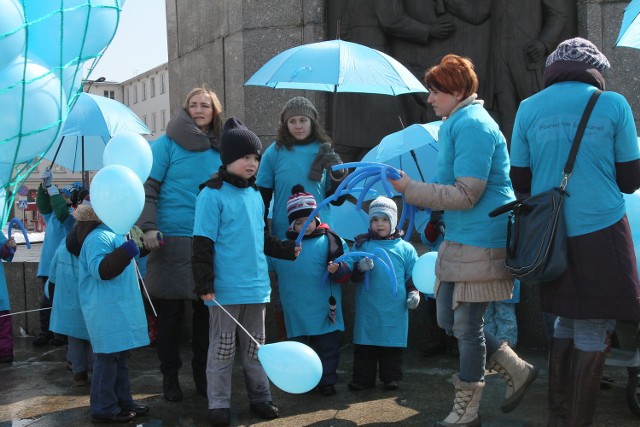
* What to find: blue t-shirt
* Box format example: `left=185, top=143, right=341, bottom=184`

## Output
left=0, top=233, right=13, bottom=311
left=149, top=135, right=221, bottom=236
left=193, top=183, right=271, bottom=305
left=437, top=103, right=514, bottom=248
left=256, top=141, right=333, bottom=238
left=511, top=82, right=640, bottom=237
left=38, top=210, right=75, bottom=276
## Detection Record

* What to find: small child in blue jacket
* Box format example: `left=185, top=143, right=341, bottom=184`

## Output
left=269, top=185, right=351, bottom=396
left=348, top=196, right=419, bottom=391
left=0, top=233, right=17, bottom=363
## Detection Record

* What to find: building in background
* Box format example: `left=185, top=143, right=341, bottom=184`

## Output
left=15, top=64, right=170, bottom=229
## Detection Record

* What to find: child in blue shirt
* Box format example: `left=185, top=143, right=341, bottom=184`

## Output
left=269, top=185, right=351, bottom=396
left=76, top=200, right=150, bottom=424
left=348, top=196, right=419, bottom=391
left=192, top=117, right=298, bottom=426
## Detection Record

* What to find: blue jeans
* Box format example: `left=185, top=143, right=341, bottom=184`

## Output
left=91, top=351, right=133, bottom=417
left=553, top=317, right=615, bottom=352
left=67, top=337, right=93, bottom=373
left=436, top=281, right=501, bottom=383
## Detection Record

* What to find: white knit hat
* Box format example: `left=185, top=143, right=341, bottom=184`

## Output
left=369, top=196, right=398, bottom=231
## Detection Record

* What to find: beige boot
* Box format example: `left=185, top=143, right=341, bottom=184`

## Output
left=434, top=374, right=484, bottom=427
left=486, top=341, right=539, bottom=413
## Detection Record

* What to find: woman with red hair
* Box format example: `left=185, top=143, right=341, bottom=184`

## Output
left=390, top=54, right=536, bottom=426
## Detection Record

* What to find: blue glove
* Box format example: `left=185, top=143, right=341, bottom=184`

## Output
left=121, top=239, right=139, bottom=259
left=41, top=169, right=53, bottom=188
left=406, top=290, right=420, bottom=309
left=358, top=257, right=374, bottom=272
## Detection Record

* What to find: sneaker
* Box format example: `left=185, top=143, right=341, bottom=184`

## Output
left=348, top=381, right=373, bottom=391
left=383, top=380, right=398, bottom=390
left=122, top=402, right=149, bottom=417
left=250, top=401, right=279, bottom=420
left=318, top=384, right=336, bottom=396
left=91, top=410, right=136, bottom=424
left=73, top=371, right=89, bottom=387
left=32, top=331, right=54, bottom=347
left=208, top=408, right=230, bottom=426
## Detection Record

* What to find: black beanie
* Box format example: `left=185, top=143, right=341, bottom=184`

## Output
left=220, top=117, right=263, bottom=165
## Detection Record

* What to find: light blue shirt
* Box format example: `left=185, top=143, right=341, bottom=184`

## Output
left=37, top=210, right=74, bottom=276
left=149, top=135, right=221, bottom=236
left=438, top=103, right=515, bottom=248
left=193, top=183, right=271, bottom=305
left=352, top=238, right=418, bottom=347
left=511, top=82, right=640, bottom=237
left=79, top=225, right=149, bottom=353
left=256, top=141, right=333, bottom=238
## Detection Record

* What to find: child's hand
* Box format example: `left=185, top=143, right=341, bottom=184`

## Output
left=358, top=257, right=374, bottom=272
left=200, top=293, right=215, bottom=302
left=5, top=237, right=16, bottom=248
left=294, top=245, right=302, bottom=258
left=327, top=261, right=339, bottom=274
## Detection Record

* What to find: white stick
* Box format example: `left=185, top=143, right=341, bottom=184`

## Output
left=208, top=299, right=260, bottom=347
left=0, top=307, right=51, bottom=318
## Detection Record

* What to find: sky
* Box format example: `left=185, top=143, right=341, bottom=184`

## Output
left=84, top=0, right=168, bottom=83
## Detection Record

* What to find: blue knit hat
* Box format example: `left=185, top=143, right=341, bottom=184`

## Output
left=545, top=37, right=610, bottom=71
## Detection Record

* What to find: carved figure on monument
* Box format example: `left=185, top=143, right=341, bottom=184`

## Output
left=329, top=0, right=491, bottom=162
left=445, top=0, right=572, bottom=144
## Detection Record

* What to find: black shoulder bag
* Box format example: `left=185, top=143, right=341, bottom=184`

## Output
left=489, top=90, right=602, bottom=284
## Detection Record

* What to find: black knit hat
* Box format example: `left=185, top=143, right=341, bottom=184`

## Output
left=220, top=117, right=263, bottom=166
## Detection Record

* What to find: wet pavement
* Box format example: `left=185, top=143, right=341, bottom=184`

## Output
left=1, top=336, right=639, bottom=426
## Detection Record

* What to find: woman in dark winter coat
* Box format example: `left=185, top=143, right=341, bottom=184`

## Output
left=510, top=37, right=640, bottom=426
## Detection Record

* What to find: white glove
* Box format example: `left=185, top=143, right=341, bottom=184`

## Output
left=41, top=169, right=53, bottom=188
left=46, top=185, right=59, bottom=197
left=406, top=290, right=420, bottom=309
left=358, top=257, right=374, bottom=272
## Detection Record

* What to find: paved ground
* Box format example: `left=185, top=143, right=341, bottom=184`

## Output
left=1, top=336, right=639, bottom=427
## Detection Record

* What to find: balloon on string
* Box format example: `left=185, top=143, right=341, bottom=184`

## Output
left=258, top=341, right=323, bottom=394
left=90, top=165, right=145, bottom=235
left=412, top=252, right=438, bottom=295
left=0, top=56, right=65, bottom=164
left=103, top=132, right=153, bottom=182
left=22, top=0, right=121, bottom=69
left=0, top=0, right=26, bottom=68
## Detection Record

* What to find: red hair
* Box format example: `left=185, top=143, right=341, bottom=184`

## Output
left=424, top=54, right=478, bottom=99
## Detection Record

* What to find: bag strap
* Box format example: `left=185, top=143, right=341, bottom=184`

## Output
left=561, top=90, right=602, bottom=189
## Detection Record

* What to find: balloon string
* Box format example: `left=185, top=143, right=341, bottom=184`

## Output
left=206, top=299, right=261, bottom=347
left=134, top=259, right=157, bottom=318
left=0, top=307, right=51, bottom=318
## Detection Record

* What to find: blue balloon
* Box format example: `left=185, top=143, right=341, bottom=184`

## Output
left=103, top=131, right=153, bottom=182
left=0, top=0, right=25, bottom=68
left=258, top=341, right=323, bottom=394
left=90, top=165, right=144, bottom=235
left=412, top=252, right=438, bottom=295
left=0, top=56, right=65, bottom=164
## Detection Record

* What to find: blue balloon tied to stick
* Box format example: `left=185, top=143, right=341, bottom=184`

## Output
left=204, top=298, right=322, bottom=393
left=7, top=217, right=31, bottom=254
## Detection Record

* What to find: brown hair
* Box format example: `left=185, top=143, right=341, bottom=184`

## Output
left=275, top=110, right=331, bottom=150
left=423, top=54, right=478, bottom=100
left=183, top=86, right=224, bottom=137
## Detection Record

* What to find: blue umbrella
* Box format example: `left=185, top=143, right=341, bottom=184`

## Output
left=616, top=0, right=640, bottom=49
left=43, top=93, right=150, bottom=177
left=245, top=40, right=428, bottom=96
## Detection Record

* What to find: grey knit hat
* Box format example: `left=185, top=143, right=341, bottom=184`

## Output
left=369, top=196, right=398, bottom=232
left=545, top=37, right=610, bottom=71
left=282, top=96, right=318, bottom=122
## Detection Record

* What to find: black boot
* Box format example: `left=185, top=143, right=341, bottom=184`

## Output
left=163, top=373, right=183, bottom=402
left=547, top=338, right=573, bottom=427
left=567, top=348, right=607, bottom=426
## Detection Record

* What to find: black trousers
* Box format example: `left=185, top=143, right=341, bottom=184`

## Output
left=38, top=276, right=53, bottom=333
left=154, top=299, right=209, bottom=379
left=352, top=344, right=403, bottom=386
left=291, top=331, right=341, bottom=386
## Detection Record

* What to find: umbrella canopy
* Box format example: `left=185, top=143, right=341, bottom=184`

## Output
left=616, top=0, right=640, bottom=49
left=43, top=93, right=150, bottom=172
left=245, top=39, right=427, bottom=96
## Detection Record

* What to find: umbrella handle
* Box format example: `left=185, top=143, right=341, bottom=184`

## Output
left=49, top=136, right=66, bottom=166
